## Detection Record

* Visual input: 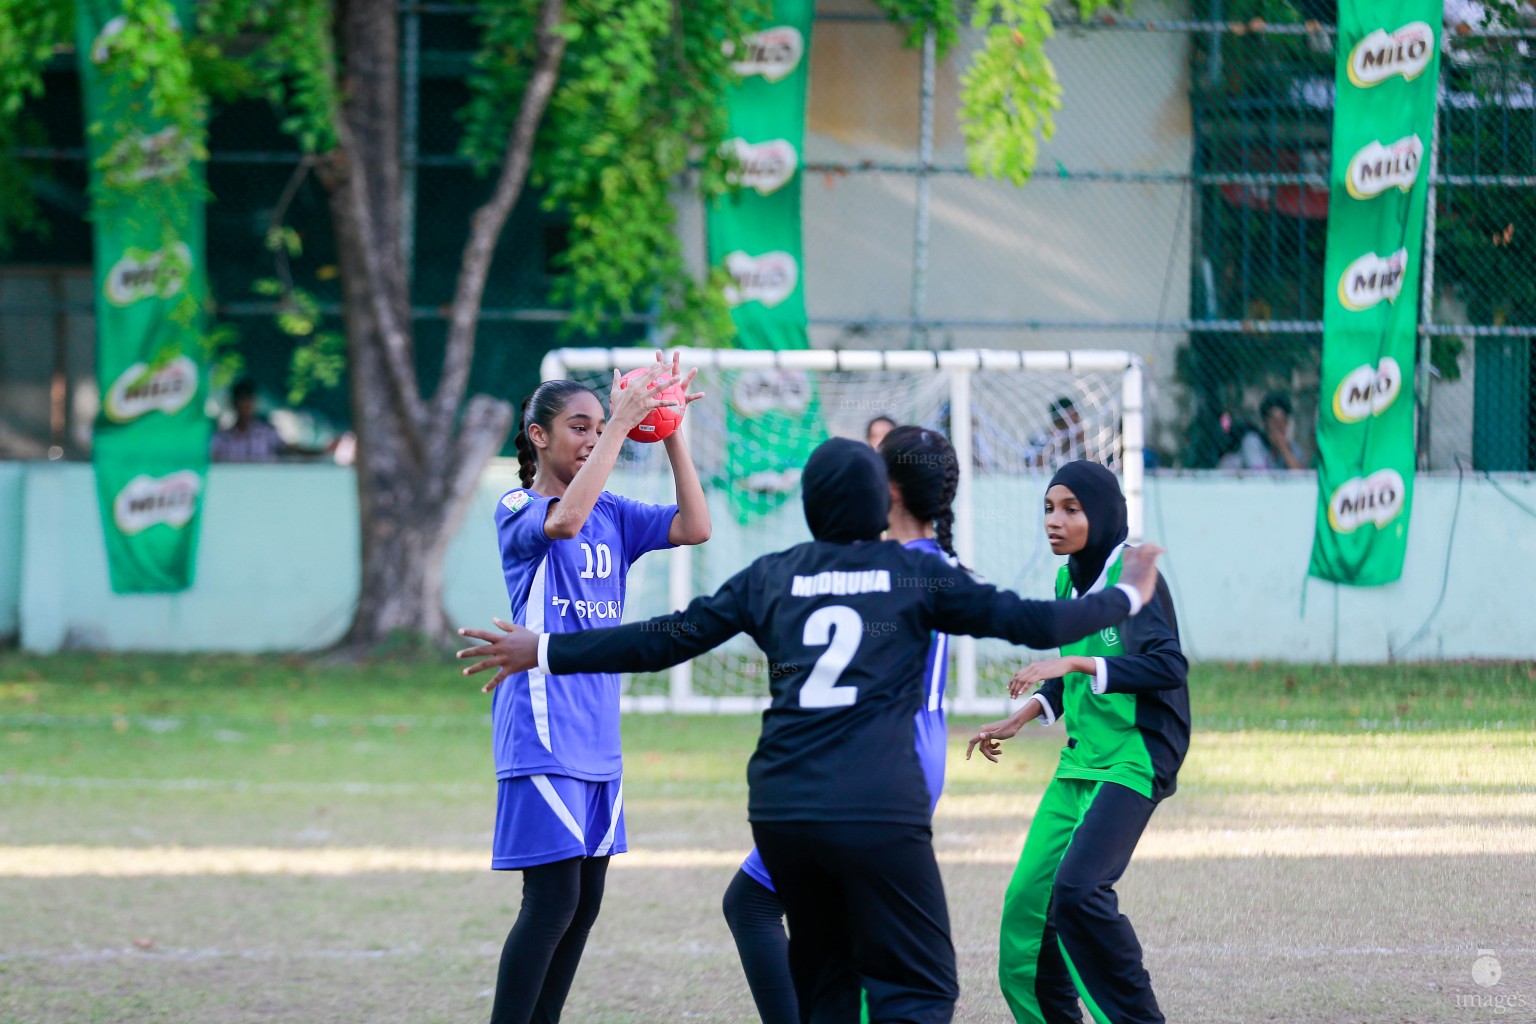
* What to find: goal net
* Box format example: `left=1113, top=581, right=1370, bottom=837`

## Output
left=540, top=347, right=1145, bottom=714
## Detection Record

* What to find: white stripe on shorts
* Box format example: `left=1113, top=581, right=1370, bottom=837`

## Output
left=530, top=774, right=585, bottom=844
left=593, top=782, right=623, bottom=857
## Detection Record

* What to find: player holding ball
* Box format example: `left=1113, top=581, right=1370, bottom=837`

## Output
left=482, top=350, right=708, bottom=1024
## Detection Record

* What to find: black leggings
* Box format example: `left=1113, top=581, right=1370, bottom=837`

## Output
left=722, top=868, right=799, bottom=1024
left=490, top=856, right=609, bottom=1024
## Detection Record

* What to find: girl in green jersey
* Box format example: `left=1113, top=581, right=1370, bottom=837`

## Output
left=967, top=460, right=1190, bottom=1024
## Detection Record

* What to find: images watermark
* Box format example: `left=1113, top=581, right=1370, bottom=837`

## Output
left=1454, top=950, right=1530, bottom=1016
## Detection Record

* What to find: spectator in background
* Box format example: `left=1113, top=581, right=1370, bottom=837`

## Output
left=1234, top=392, right=1305, bottom=471
left=865, top=415, right=895, bottom=449
left=211, top=379, right=283, bottom=462
left=211, top=378, right=338, bottom=462
left=1025, top=396, right=1089, bottom=470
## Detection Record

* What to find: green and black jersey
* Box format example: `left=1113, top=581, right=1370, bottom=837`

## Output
left=1028, top=549, right=1191, bottom=801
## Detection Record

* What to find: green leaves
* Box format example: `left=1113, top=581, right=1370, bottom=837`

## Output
left=288, top=331, right=346, bottom=404
left=0, top=0, right=72, bottom=248
left=458, top=0, right=764, bottom=342
left=958, top=0, right=1083, bottom=187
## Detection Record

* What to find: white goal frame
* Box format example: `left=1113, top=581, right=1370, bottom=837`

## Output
left=541, top=347, right=1145, bottom=715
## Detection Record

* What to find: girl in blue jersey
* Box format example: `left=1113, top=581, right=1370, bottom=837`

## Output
left=487, top=353, right=710, bottom=1024
left=722, top=425, right=962, bottom=1024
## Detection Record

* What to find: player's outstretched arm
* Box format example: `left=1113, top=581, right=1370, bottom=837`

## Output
left=965, top=698, right=1045, bottom=763
left=928, top=544, right=1164, bottom=650
left=657, top=351, right=711, bottom=547
left=457, top=569, right=752, bottom=692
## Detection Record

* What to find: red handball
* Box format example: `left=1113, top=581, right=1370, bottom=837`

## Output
left=617, top=367, right=686, bottom=443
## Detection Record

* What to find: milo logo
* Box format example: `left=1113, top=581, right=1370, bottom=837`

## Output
left=1327, top=469, right=1406, bottom=534
left=106, top=243, right=193, bottom=306
left=1348, top=23, right=1434, bottom=87
left=730, top=370, right=814, bottom=419
left=104, top=128, right=194, bottom=187
left=1338, top=249, right=1407, bottom=311
left=723, top=250, right=798, bottom=308
left=104, top=357, right=199, bottom=423
left=1346, top=136, right=1423, bottom=200
left=726, top=26, right=804, bottom=83
left=727, top=138, right=799, bottom=196
left=113, top=471, right=203, bottom=535
left=1332, top=356, right=1402, bottom=424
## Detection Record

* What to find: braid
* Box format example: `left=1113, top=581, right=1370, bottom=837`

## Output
left=514, top=395, right=537, bottom=488
left=880, top=425, right=964, bottom=567
left=933, top=451, right=960, bottom=559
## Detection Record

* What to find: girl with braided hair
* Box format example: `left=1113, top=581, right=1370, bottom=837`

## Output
left=487, top=352, right=708, bottom=1024
left=720, top=424, right=963, bottom=1024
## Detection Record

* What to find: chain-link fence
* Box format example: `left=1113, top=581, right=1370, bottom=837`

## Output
left=2, top=0, right=1534, bottom=470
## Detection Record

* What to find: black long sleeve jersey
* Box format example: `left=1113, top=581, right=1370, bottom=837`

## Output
left=544, top=538, right=1137, bottom=826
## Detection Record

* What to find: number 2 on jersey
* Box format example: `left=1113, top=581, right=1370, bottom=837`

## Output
left=799, top=605, right=863, bottom=708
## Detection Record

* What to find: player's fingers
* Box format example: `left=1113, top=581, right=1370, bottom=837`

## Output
left=980, top=742, right=1001, bottom=764
left=491, top=617, right=515, bottom=633
left=461, top=659, right=499, bottom=677
left=680, top=367, right=698, bottom=391
left=481, top=667, right=514, bottom=693
left=456, top=628, right=501, bottom=646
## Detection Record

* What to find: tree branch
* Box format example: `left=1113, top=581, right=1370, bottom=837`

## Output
left=431, top=0, right=568, bottom=454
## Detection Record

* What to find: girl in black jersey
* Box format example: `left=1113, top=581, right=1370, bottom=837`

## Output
left=722, top=426, right=964, bottom=1024
left=458, top=438, right=1164, bottom=1024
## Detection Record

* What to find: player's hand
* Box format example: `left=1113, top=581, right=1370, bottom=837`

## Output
left=1119, top=543, right=1166, bottom=610
left=1008, top=658, right=1072, bottom=699
left=607, top=359, right=679, bottom=432
left=966, top=716, right=1023, bottom=763
left=456, top=618, right=541, bottom=693
left=659, top=349, right=705, bottom=412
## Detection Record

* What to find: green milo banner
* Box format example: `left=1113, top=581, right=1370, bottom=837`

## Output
left=709, top=0, right=826, bottom=523
left=77, top=0, right=211, bottom=593
left=1309, top=6, right=1439, bottom=586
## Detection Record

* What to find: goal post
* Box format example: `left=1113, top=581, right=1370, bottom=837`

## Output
left=540, top=347, right=1145, bottom=715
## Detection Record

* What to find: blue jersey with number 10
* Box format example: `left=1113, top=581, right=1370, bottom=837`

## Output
left=492, top=488, right=677, bottom=783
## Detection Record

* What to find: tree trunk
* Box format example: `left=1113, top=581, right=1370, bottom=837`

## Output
left=321, top=0, right=514, bottom=650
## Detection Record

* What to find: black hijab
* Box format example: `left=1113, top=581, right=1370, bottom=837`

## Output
left=1048, top=460, right=1128, bottom=597
left=802, top=437, right=890, bottom=542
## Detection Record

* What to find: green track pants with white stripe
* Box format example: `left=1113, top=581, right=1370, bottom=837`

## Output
left=998, top=777, right=1165, bottom=1024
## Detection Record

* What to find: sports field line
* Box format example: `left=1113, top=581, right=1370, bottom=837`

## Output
left=0, top=773, right=483, bottom=795
left=3, top=942, right=1531, bottom=965
left=4, top=825, right=1534, bottom=877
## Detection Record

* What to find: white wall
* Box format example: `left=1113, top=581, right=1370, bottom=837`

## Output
left=6, top=461, right=1536, bottom=663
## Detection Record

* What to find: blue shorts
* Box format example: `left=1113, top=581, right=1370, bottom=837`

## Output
left=492, top=774, right=626, bottom=870
left=740, top=846, right=776, bottom=892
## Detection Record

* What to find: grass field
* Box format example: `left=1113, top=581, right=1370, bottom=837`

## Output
left=1, top=654, right=1533, bottom=1024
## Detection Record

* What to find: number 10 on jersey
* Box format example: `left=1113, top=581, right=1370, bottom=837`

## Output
left=580, top=543, right=612, bottom=579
